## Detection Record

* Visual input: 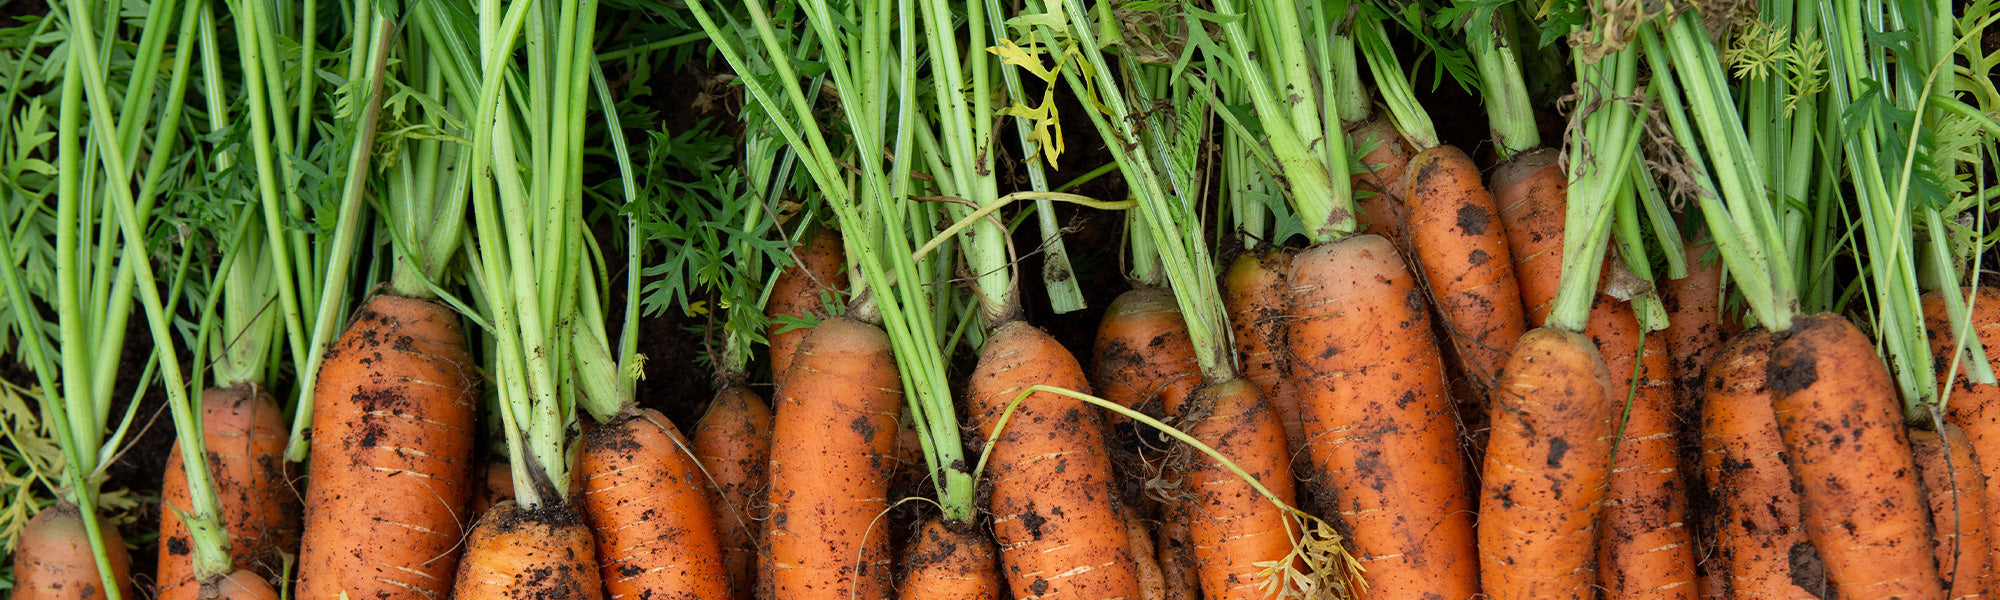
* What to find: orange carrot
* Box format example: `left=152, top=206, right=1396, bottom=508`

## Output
left=767, top=226, right=847, bottom=379
left=764, top=316, right=900, bottom=600
left=296, top=294, right=480, bottom=600
left=1769, top=314, right=1943, bottom=600
left=1588, top=297, right=1698, bottom=600
left=1930, top=287, right=2000, bottom=592
left=1286, top=234, right=1479, bottom=600
left=581, top=407, right=731, bottom=600
left=1092, top=287, right=1201, bottom=420
left=1125, top=509, right=1169, bottom=600
left=692, top=383, right=772, bottom=600
left=449, top=501, right=604, bottom=600
left=156, top=387, right=296, bottom=600
left=1480, top=327, right=1617, bottom=600
left=11, top=504, right=133, bottom=600
left=1663, top=242, right=1726, bottom=415
left=897, top=519, right=1002, bottom=600
left=1156, top=514, right=1199, bottom=600
left=469, top=460, right=515, bottom=519
left=1698, top=329, right=1824, bottom=598
left=1182, top=379, right=1299, bottom=600
left=1224, top=250, right=1306, bottom=464
left=204, top=570, right=283, bottom=600
left=969, top=320, right=1141, bottom=600
left=1349, top=116, right=1415, bottom=243
left=1912, top=424, right=1989, bottom=600
left=1400, top=144, right=1529, bottom=397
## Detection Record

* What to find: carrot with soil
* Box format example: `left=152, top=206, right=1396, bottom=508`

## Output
left=766, top=224, right=846, bottom=379
left=1930, top=288, right=2000, bottom=586
left=1912, top=424, right=1988, bottom=600
left=1698, top=330, right=1824, bottom=598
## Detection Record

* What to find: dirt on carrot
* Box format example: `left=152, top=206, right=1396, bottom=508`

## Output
left=1181, top=379, right=1299, bottom=600
left=156, top=387, right=296, bottom=600
left=1698, top=329, right=1825, bottom=598
left=450, top=501, right=604, bottom=600
left=581, top=407, right=732, bottom=600
left=691, top=383, right=772, bottom=600
left=12, top=503, right=134, bottom=600
left=1400, top=144, right=1528, bottom=400
left=897, top=519, right=1001, bottom=600
left=1912, top=424, right=1989, bottom=600
left=767, top=226, right=847, bottom=380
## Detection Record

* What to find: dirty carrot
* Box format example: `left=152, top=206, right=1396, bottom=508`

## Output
left=764, top=316, right=901, bottom=600
left=1490, top=148, right=1566, bottom=325
left=692, top=383, right=772, bottom=600
left=1588, top=297, right=1698, bottom=600
left=1663, top=242, right=1726, bottom=414
left=294, top=295, right=480, bottom=600
left=1698, top=329, right=1824, bottom=598
left=1350, top=116, right=1415, bottom=243
left=1093, top=287, right=1202, bottom=421
left=1182, top=379, right=1300, bottom=600
left=449, top=502, right=605, bottom=600
left=156, top=388, right=297, bottom=600
left=1400, top=144, right=1529, bottom=397
left=1479, top=327, right=1617, bottom=600
left=1912, top=424, right=1989, bottom=600
left=1156, top=512, right=1200, bottom=600
left=11, top=504, right=134, bottom=600
left=1768, top=314, right=1943, bottom=600
left=1287, top=234, right=1480, bottom=600
left=767, top=225, right=847, bottom=380
left=582, top=407, right=732, bottom=600
left=898, top=519, right=1003, bottom=600
left=970, top=321, right=1141, bottom=600
left=1224, top=250, right=1307, bottom=463
left=1930, top=288, right=2000, bottom=589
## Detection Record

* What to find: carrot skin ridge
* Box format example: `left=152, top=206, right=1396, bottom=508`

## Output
left=1184, top=379, right=1300, bottom=600
left=897, top=519, right=1002, bottom=600
left=1479, top=327, right=1617, bottom=600
left=691, top=384, right=772, bottom=600
left=295, top=294, right=479, bottom=600
left=1224, top=250, right=1308, bottom=469
left=157, top=387, right=297, bottom=600
left=1092, top=287, right=1202, bottom=421
left=763, top=316, right=900, bottom=600
left=1286, top=235, right=1480, bottom=600
left=971, top=320, right=1142, bottom=600
left=1589, top=298, right=1699, bottom=600
left=1698, top=329, right=1825, bottom=599
left=449, top=502, right=604, bottom=600
left=1399, top=144, right=1529, bottom=400
left=1769, top=314, right=1944, bottom=600
left=12, top=504, right=134, bottom=600
left=1913, top=425, right=1990, bottom=600
left=582, top=408, right=732, bottom=600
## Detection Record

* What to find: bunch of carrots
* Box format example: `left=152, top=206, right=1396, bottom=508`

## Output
left=6, top=0, right=2000, bottom=599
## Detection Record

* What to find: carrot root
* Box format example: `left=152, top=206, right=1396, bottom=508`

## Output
left=450, top=501, right=604, bottom=600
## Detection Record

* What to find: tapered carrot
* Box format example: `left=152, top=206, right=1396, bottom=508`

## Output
left=692, top=383, right=771, bottom=600
left=1182, top=379, right=1299, bottom=600
left=157, top=387, right=297, bottom=600
left=898, top=519, right=1002, bottom=600
left=1400, top=145, right=1529, bottom=397
left=1156, top=514, right=1199, bottom=600
left=1480, top=327, right=1617, bottom=600
left=1698, top=329, right=1824, bottom=598
left=1589, top=297, right=1698, bottom=600
left=1349, top=116, right=1414, bottom=243
left=767, top=225, right=847, bottom=379
left=1224, top=250, right=1306, bottom=463
left=970, top=320, right=1141, bottom=600
left=764, top=316, right=900, bottom=600
left=1929, top=287, right=2000, bottom=591
left=1769, top=314, right=1943, bottom=600
left=1093, top=287, right=1201, bottom=419
left=11, top=504, right=133, bottom=600
left=1663, top=242, right=1726, bottom=414
left=450, top=501, right=604, bottom=600
left=1490, top=148, right=1566, bottom=324
left=1125, top=509, right=1169, bottom=600
left=1912, top=424, right=1989, bottom=600
left=296, top=294, right=480, bottom=600
left=581, top=407, right=731, bottom=600
left=1286, top=234, right=1479, bottom=600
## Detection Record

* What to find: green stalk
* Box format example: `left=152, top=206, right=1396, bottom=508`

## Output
left=984, top=0, right=1085, bottom=314
left=1546, top=40, right=1641, bottom=332
left=1356, top=13, right=1438, bottom=150
left=1208, top=0, right=1348, bottom=240
left=919, top=0, right=1012, bottom=325
left=1467, top=2, right=1539, bottom=155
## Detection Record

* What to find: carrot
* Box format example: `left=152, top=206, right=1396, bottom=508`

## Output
left=11, top=504, right=133, bottom=600
left=691, top=383, right=772, bottom=600
left=1286, top=234, right=1479, bottom=600
left=1156, top=513, right=1199, bottom=600
left=1588, top=297, right=1698, bottom=600
left=767, top=225, right=847, bottom=379
left=1479, top=327, right=1617, bottom=600
left=1349, top=116, right=1415, bottom=243
left=764, top=316, right=900, bottom=600
left=1093, top=287, right=1201, bottom=420
left=969, top=320, right=1141, bottom=600
left=1490, top=148, right=1566, bottom=325
left=203, top=571, right=283, bottom=600
left=1124, top=509, right=1169, bottom=600
left=1768, top=314, right=1943, bottom=600
left=1400, top=144, right=1529, bottom=397
left=295, top=294, right=480, bottom=600
left=1493, top=146, right=1696, bottom=599
left=1912, top=424, right=1989, bottom=600
left=1182, top=379, right=1299, bottom=600
left=898, top=519, right=1002, bottom=600
left=469, top=460, right=515, bottom=519
left=449, top=501, right=604, bottom=600
left=157, top=387, right=297, bottom=600
left=1929, top=287, right=2000, bottom=590
left=1224, top=250, right=1306, bottom=463
left=1663, top=242, right=1726, bottom=414
left=581, top=407, right=732, bottom=600
left=1697, top=329, right=1825, bottom=598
